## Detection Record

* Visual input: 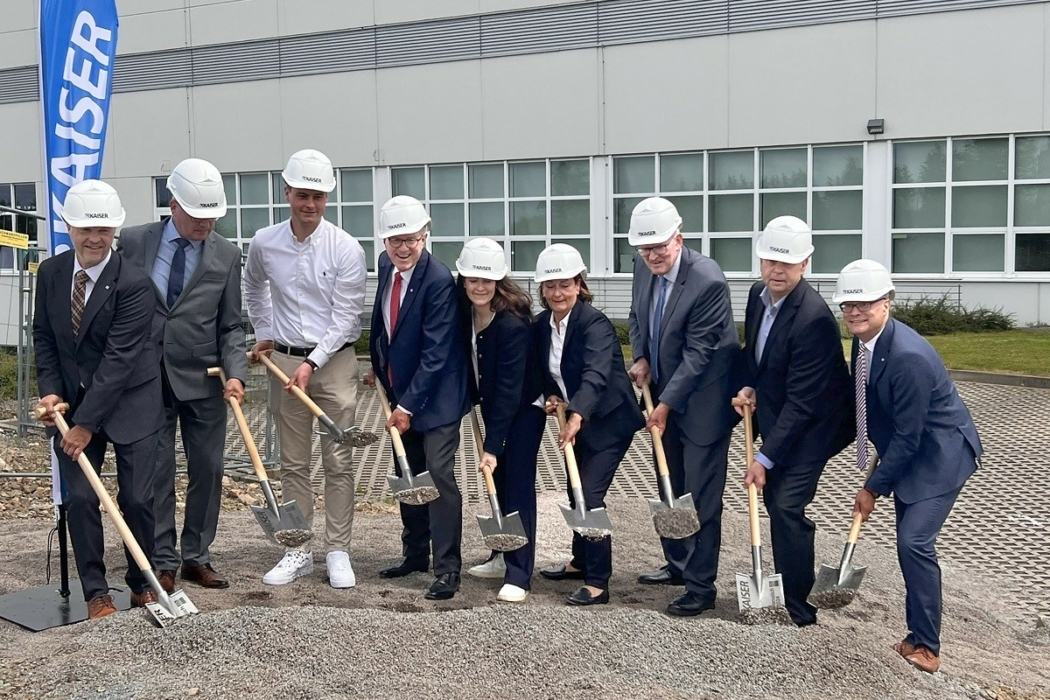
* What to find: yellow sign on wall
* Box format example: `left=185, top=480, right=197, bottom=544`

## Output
left=0, top=229, right=29, bottom=249
left=27, top=262, right=39, bottom=274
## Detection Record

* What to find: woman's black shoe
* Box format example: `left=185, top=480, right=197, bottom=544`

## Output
left=567, top=586, right=609, bottom=606
left=539, top=564, right=586, bottom=581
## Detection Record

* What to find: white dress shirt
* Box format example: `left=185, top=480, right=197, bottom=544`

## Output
left=244, top=220, right=367, bottom=368
left=72, top=251, right=112, bottom=304
left=860, top=327, right=886, bottom=384
left=381, top=265, right=415, bottom=339
left=648, top=250, right=682, bottom=339
left=548, top=307, right=573, bottom=401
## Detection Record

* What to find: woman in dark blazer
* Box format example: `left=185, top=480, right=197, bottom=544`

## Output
left=455, top=238, right=545, bottom=603
left=532, top=244, right=645, bottom=606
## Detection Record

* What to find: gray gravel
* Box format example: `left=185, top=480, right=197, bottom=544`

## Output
left=394, top=486, right=440, bottom=505
left=651, top=506, right=700, bottom=539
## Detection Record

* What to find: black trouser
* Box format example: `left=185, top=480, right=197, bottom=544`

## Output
left=393, top=420, right=462, bottom=576
left=656, top=417, right=731, bottom=603
left=57, top=428, right=159, bottom=601
left=565, top=432, right=633, bottom=590
left=495, top=405, right=545, bottom=589
left=762, top=458, right=826, bottom=626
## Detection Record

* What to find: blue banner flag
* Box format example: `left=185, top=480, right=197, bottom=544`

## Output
left=38, top=0, right=119, bottom=255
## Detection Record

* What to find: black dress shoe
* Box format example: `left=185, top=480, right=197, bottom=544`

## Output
left=424, top=573, right=461, bottom=600
left=567, top=586, right=609, bottom=606
left=637, top=565, right=685, bottom=586
left=666, top=592, right=715, bottom=617
left=539, top=564, right=586, bottom=581
left=379, top=558, right=429, bottom=579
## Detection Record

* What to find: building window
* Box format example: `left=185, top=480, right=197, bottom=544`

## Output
left=612, top=145, right=864, bottom=275
left=390, top=159, right=591, bottom=273
left=153, top=170, right=375, bottom=269
left=0, top=182, right=38, bottom=269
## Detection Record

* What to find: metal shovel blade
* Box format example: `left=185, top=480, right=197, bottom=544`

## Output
left=477, top=510, right=528, bottom=552
left=648, top=494, right=700, bottom=539
left=317, top=416, right=358, bottom=445
left=388, top=470, right=440, bottom=505
left=559, top=502, right=613, bottom=540
left=808, top=562, right=868, bottom=609
left=143, top=588, right=199, bottom=628
left=251, top=499, right=312, bottom=547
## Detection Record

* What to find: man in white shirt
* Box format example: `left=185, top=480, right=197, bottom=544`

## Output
left=245, top=149, right=368, bottom=589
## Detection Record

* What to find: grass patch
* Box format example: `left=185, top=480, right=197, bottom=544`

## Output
left=842, top=329, right=1050, bottom=377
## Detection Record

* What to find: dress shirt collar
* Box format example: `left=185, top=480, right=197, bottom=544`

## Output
left=550, top=306, right=573, bottom=336
left=163, top=217, right=202, bottom=251
left=391, top=264, right=415, bottom=288
left=759, top=285, right=786, bottom=314
left=73, top=250, right=112, bottom=283
left=660, top=250, right=683, bottom=286
left=862, top=325, right=886, bottom=355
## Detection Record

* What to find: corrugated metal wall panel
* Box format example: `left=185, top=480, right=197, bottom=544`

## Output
left=598, top=0, right=729, bottom=45
left=0, top=67, right=38, bottom=104
left=279, top=28, right=376, bottom=77
left=481, top=4, right=599, bottom=57
left=112, top=48, right=192, bottom=93
left=876, top=0, right=1039, bottom=18
left=192, top=39, right=280, bottom=86
left=729, top=0, right=877, bottom=32
left=375, top=16, right=481, bottom=69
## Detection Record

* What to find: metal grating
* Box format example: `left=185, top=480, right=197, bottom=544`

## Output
left=112, top=48, right=193, bottom=93
left=481, top=4, right=600, bottom=57
left=374, top=15, right=482, bottom=69
left=597, top=0, right=729, bottom=45
left=876, top=0, right=1040, bottom=18
left=728, top=0, right=877, bottom=32
left=191, top=39, right=280, bottom=87
left=279, top=28, right=376, bottom=77
left=0, top=66, right=38, bottom=104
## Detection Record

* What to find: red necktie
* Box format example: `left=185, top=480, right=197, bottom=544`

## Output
left=388, top=272, right=401, bottom=384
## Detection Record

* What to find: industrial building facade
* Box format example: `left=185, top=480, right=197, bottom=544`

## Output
left=2, top=0, right=1050, bottom=339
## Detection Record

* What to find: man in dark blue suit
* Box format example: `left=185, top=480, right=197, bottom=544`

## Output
left=626, top=198, right=740, bottom=616
left=735, top=216, right=854, bottom=627
left=836, top=259, right=981, bottom=674
left=366, top=195, right=470, bottom=600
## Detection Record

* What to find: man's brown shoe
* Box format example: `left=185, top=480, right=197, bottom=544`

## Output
left=892, top=639, right=917, bottom=657
left=904, top=646, right=941, bottom=673
left=158, top=570, right=176, bottom=594
left=130, top=589, right=158, bottom=608
left=86, top=594, right=117, bottom=620
left=181, top=563, right=229, bottom=589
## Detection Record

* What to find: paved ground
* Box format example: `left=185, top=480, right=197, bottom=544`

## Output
left=224, top=370, right=1050, bottom=627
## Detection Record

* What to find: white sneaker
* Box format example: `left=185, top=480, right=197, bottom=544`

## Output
left=497, top=583, right=527, bottom=603
left=262, top=550, right=313, bottom=586
left=326, top=551, right=356, bottom=589
left=468, top=554, right=506, bottom=579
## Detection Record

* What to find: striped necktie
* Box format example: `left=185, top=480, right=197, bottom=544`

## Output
left=855, top=345, right=870, bottom=473
left=71, top=270, right=88, bottom=337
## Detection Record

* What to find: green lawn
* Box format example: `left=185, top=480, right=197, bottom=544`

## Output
left=842, top=330, right=1050, bottom=377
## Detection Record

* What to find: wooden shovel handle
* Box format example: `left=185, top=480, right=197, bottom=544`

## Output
left=207, top=368, right=269, bottom=484
left=255, top=352, right=326, bottom=420
left=731, top=398, right=762, bottom=547
left=641, top=385, right=671, bottom=479
left=555, top=404, right=583, bottom=491
left=847, top=511, right=864, bottom=544
left=469, top=409, right=498, bottom=497
left=35, top=404, right=154, bottom=575
left=373, top=381, right=408, bottom=458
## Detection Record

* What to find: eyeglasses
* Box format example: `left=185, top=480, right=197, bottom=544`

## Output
left=839, top=297, right=887, bottom=312
left=638, top=243, right=670, bottom=258
left=386, top=236, right=425, bottom=250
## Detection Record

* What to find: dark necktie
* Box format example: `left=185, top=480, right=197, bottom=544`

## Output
left=856, top=346, right=870, bottom=473
left=650, top=276, right=668, bottom=382
left=71, top=270, right=88, bottom=337
left=166, top=238, right=191, bottom=307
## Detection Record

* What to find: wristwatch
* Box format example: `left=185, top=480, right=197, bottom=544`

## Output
left=304, top=358, right=319, bottom=372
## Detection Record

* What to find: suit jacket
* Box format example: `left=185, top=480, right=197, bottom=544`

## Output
left=858, top=318, right=982, bottom=503
left=117, top=222, right=247, bottom=401
left=462, top=308, right=541, bottom=456
left=740, top=279, right=854, bottom=467
left=628, top=247, right=740, bottom=446
left=535, top=301, right=645, bottom=453
left=33, top=251, right=162, bottom=444
left=370, top=249, right=469, bottom=432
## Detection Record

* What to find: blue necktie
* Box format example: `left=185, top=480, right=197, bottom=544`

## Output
left=651, top=276, right=668, bottom=382
left=166, top=238, right=191, bottom=308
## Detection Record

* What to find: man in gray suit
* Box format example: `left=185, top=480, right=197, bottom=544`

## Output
left=117, top=158, right=247, bottom=592
left=627, top=197, right=740, bottom=617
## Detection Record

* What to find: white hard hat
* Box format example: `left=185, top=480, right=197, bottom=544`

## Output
left=282, top=149, right=336, bottom=192
left=456, top=238, right=507, bottom=280
left=832, top=259, right=895, bottom=303
left=628, top=197, right=682, bottom=246
left=378, top=195, right=431, bottom=238
left=62, top=179, right=126, bottom=228
left=534, top=243, right=587, bottom=283
left=756, top=215, right=814, bottom=264
left=167, top=158, right=227, bottom=219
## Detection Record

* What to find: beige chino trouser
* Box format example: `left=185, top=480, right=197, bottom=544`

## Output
left=269, top=348, right=358, bottom=553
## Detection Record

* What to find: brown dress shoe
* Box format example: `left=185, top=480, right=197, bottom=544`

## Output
left=130, top=589, right=158, bottom=608
left=86, top=594, right=117, bottom=620
left=892, top=639, right=917, bottom=657
left=158, top=570, right=177, bottom=594
left=904, top=646, right=941, bottom=673
left=181, top=563, right=229, bottom=589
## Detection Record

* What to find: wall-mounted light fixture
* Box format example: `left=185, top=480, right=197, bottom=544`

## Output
left=867, top=118, right=885, bottom=136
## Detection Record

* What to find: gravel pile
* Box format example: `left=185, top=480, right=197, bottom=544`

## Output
left=651, top=506, right=700, bottom=539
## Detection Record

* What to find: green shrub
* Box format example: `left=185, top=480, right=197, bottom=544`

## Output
left=0, top=349, right=27, bottom=402
left=612, top=321, right=631, bottom=347
left=355, top=330, right=370, bottom=355
left=889, top=295, right=1014, bottom=336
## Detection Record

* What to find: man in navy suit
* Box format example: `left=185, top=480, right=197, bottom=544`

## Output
left=34, top=180, right=163, bottom=619
left=836, top=259, right=981, bottom=674
left=366, top=195, right=470, bottom=600
left=735, top=216, right=854, bottom=627
left=626, top=198, right=740, bottom=617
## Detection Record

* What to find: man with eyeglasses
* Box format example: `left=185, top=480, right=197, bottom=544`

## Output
left=626, top=197, right=740, bottom=617
left=834, top=259, right=981, bottom=674
left=365, top=195, right=470, bottom=601
left=245, top=149, right=368, bottom=590
left=733, top=215, right=854, bottom=627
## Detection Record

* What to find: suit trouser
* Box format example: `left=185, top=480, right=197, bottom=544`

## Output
left=57, top=429, right=159, bottom=601
left=153, top=376, right=227, bottom=570
left=394, top=419, right=462, bottom=576
left=762, top=458, right=826, bottom=626
left=895, top=485, right=963, bottom=655
left=270, top=348, right=358, bottom=553
left=496, top=405, right=545, bottom=589
left=566, top=433, right=633, bottom=589
left=656, top=417, right=731, bottom=603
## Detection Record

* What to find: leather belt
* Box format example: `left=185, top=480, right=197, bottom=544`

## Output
left=274, top=341, right=353, bottom=357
